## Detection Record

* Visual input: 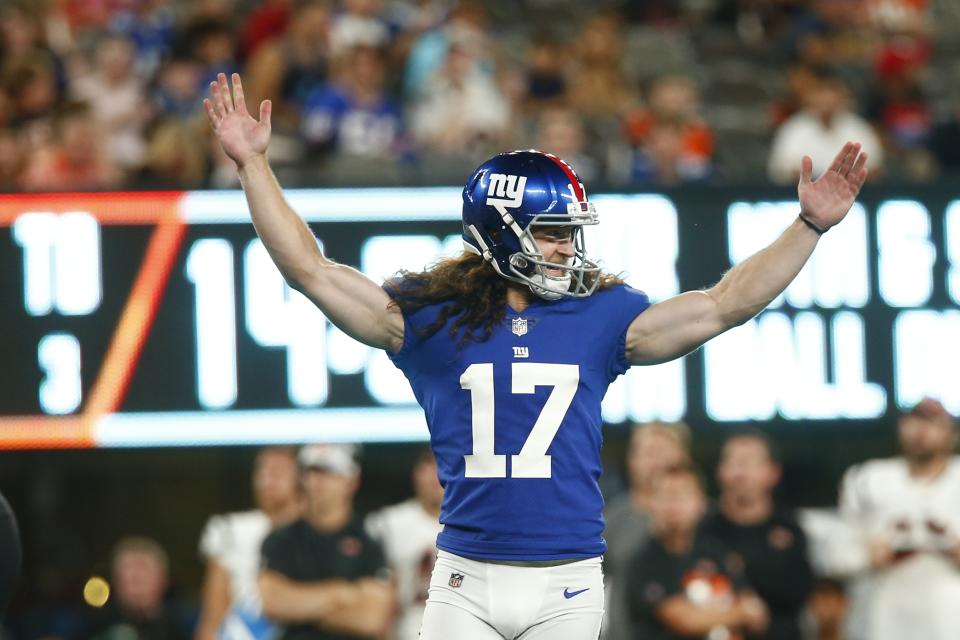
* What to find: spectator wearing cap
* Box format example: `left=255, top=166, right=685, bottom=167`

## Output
left=258, top=444, right=394, bottom=640
left=836, top=398, right=960, bottom=640
left=701, top=430, right=813, bottom=640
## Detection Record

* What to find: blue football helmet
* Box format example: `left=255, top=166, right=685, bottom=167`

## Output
left=462, top=150, right=601, bottom=300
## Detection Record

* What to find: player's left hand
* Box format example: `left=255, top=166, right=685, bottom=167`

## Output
left=797, top=141, right=868, bottom=233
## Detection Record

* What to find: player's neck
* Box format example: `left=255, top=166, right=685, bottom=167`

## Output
left=719, top=492, right=772, bottom=526
left=506, top=284, right=532, bottom=313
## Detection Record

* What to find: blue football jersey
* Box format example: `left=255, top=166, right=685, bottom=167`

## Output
left=387, top=283, right=651, bottom=561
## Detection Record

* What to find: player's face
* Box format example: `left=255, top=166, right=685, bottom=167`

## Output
left=531, top=226, right=576, bottom=275
left=716, top=437, right=779, bottom=499
left=651, top=474, right=705, bottom=536
left=253, top=448, right=300, bottom=511
left=898, top=415, right=956, bottom=462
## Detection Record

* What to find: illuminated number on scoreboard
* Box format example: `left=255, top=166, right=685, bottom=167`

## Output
left=877, top=200, right=934, bottom=307
left=37, top=333, right=82, bottom=414
left=186, top=239, right=238, bottom=409
left=243, top=240, right=328, bottom=406
left=461, top=362, right=579, bottom=479
left=13, top=211, right=102, bottom=316
left=946, top=201, right=960, bottom=304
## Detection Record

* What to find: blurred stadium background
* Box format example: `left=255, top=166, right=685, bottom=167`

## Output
left=1, top=0, right=959, bottom=638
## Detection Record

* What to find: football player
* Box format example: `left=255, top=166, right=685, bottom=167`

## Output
left=205, top=72, right=868, bottom=639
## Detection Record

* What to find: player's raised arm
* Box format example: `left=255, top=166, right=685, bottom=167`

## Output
left=625, top=142, right=868, bottom=366
left=204, top=73, right=404, bottom=353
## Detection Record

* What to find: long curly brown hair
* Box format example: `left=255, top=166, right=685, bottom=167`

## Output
left=386, top=253, right=625, bottom=346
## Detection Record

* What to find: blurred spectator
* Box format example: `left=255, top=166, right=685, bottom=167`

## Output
left=301, top=45, right=404, bottom=160
left=3, top=57, right=60, bottom=149
left=603, top=422, right=691, bottom=640
left=259, top=444, right=393, bottom=639
left=329, top=0, right=390, bottom=57
left=185, top=19, right=239, bottom=89
left=365, top=449, right=443, bottom=640
left=153, top=54, right=204, bottom=121
left=768, top=73, right=883, bottom=184
left=403, top=3, right=492, bottom=99
left=72, top=34, right=150, bottom=172
left=534, top=107, right=600, bottom=183
left=78, top=537, right=191, bottom=640
left=134, top=120, right=209, bottom=189
left=803, top=578, right=849, bottom=640
left=410, top=32, right=510, bottom=157
left=0, top=129, right=25, bottom=190
left=19, top=101, right=120, bottom=192
left=769, top=64, right=821, bottom=130
left=624, top=465, right=770, bottom=640
left=566, top=13, right=635, bottom=118
left=521, top=37, right=568, bottom=112
left=837, top=397, right=960, bottom=640
left=238, top=0, right=293, bottom=60
left=107, top=0, right=177, bottom=77
left=866, top=36, right=934, bottom=180
left=621, top=75, right=713, bottom=185
left=702, top=430, right=814, bottom=640
left=195, top=447, right=303, bottom=640
left=243, top=0, right=331, bottom=129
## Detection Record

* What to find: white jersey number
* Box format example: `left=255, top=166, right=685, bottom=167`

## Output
left=460, top=363, right=579, bottom=479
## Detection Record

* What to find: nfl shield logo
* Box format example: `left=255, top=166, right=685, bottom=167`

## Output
left=512, top=317, right=528, bottom=337
left=448, top=573, right=464, bottom=588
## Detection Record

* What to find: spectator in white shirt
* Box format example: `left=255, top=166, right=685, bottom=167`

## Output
left=837, top=398, right=960, bottom=640
left=768, top=73, right=883, bottom=184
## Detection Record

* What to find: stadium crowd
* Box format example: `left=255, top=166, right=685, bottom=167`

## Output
left=1, top=0, right=959, bottom=191
left=3, top=398, right=958, bottom=640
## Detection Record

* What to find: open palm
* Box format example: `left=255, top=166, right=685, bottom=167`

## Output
left=797, top=142, right=868, bottom=232
left=204, top=73, right=272, bottom=167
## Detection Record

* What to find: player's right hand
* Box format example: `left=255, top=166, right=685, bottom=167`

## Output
left=204, top=72, right=272, bottom=168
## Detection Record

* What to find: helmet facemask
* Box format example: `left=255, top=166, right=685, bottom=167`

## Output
left=467, top=201, right=601, bottom=300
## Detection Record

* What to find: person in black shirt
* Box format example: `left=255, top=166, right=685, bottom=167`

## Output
left=625, top=465, right=769, bottom=640
left=259, top=444, right=393, bottom=640
left=702, top=430, right=814, bottom=640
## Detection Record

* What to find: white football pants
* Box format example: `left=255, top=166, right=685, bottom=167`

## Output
left=419, top=550, right=604, bottom=640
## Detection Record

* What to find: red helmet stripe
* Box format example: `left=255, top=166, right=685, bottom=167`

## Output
left=541, top=152, right=586, bottom=201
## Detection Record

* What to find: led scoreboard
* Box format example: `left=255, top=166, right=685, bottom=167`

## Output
left=1, top=188, right=958, bottom=449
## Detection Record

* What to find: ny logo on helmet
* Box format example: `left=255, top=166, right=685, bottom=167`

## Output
left=486, top=173, right=527, bottom=211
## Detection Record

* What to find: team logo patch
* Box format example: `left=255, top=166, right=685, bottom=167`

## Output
left=512, top=317, right=528, bottom=336
left=486, top=173, right=527, bottom=211
left=448, top=572, right=464, bottom=588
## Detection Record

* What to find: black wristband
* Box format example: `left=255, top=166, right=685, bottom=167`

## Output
left=799, top=213, right=826, bottom=235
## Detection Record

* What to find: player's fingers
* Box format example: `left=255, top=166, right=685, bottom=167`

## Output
left=203, top=98, right=219, bottom=127
left=259, top=99, right=272, bottom=128
left=209, top=82, right=225, bottom=118
left=218, top=73, right=233, bottom=112
left=799, top=155, right=813, bottom=184
left=828, top=142, right=852, bottom=174
left=840, top=143, right=861, bottom=175
left=850, top=150, right=868, bottom=179
left=231, top=73, right=247, bottom=114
